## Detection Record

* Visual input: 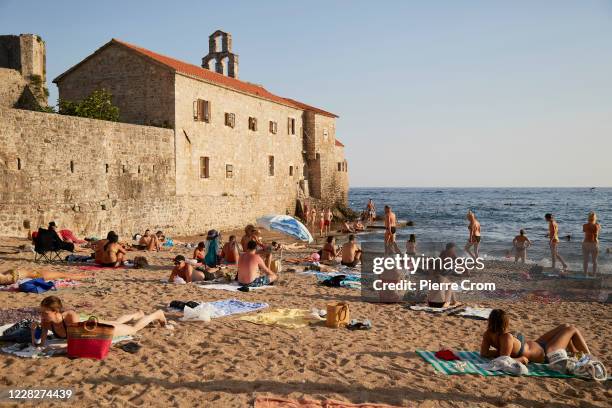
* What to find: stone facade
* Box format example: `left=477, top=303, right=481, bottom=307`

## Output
left=53, top=44, right=175, bottom=128
left=0, top=32, right=349, bottom=238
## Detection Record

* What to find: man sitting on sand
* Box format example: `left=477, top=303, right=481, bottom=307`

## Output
left=237, top=240, right=277, bottom=287
left=139, top=229, right=160, bottom=251
left=169, top=255, right=205, bottom=283
left=321, top=236, right=339, bottom=262
left=221, top=235, right=240, bottom=264
left=426, top=268, right=461, bottom=308
left=94, top=231, right=127, bottom=267
left=341, top=235, right=362, bottom=267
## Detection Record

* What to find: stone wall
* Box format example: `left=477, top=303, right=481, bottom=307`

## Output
left=55, top=43, right=175, bottom=128
left=0, top=107, right=330, bottom=238
left=0, top=107, right=176, bottom=238
left=0, top=68, right=27, bottom=108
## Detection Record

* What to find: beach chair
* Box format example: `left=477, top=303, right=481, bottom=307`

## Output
left=33, top=228, right=65, bottom=262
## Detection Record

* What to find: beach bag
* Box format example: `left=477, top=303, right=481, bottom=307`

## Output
left=19, top=278, right=55, bottom=294
left=270, top=259, right=282, bottom=274
left=326, top=302, right=350, bottom=328
left=321, top=275, right=346, bottom=288
left=66, top=316, right=114, bottom=360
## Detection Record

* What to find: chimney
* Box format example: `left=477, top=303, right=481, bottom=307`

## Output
left=201, top=30, right=239, bottom=79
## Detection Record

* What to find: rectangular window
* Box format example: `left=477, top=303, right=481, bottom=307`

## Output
left=225, top=112, right=235, bottom=128
left=288, top=118, right=296, bottom=135
left=105, top=163, right=109, bottom=173
left=289, top=165, right=294, bottom=176
left=323, top=128, right=329, bottom=141
left=269, top=120, right=277, bottom=134
left=17, top=158, right=21, bottom=170
left=249, top=117, right=258, bottom=131
left=193, top=99, right=211, bottom=122
left=338, top=162, right=342, bottom=171
left=268, top=156, right=275, bottom=176
left=200, top=157, right=210, bottom=178
left=226, top=164, right=233, bottom=178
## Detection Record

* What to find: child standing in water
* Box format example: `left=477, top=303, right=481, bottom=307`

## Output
left=512, top=229, right=532, bottom=264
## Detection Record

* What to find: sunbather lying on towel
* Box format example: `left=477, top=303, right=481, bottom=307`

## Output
left=237, top=240, right=278, bottom=287
left=481, top=309, right=591, bottom=365
left=169, top=255, right=205, bottom=283
left=30, top=296, right=166, bottom=345
left=0, top=268, right=91, bottom=285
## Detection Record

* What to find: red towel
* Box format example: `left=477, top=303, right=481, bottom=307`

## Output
left=60, top=229, right=86, bottom=244
left=435, top=349, right=460, bottom=361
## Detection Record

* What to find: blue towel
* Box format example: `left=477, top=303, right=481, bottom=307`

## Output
left=206, top=299, right=268, bottom=318
left=19, top=278, right=55, bottom=294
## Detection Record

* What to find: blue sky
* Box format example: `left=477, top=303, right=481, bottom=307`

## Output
left=2, top=0, right=611, bottom=187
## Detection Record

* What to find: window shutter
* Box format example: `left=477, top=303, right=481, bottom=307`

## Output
left=204, top=100, right=210, bottom=122
left=193, top=101, right=198, bottom=120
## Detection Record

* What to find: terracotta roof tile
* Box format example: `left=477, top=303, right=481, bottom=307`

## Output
left=335, top=139, right=345, bottom=147
left=112, top=39, right=338, bottom=118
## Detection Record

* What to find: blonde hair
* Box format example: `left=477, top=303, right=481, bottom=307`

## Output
left=588, top=212, right=597, bottom=223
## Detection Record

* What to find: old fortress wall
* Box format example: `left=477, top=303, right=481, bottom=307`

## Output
left=0, top=32, right=349, bottom=238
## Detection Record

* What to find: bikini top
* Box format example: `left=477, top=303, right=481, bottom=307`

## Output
left=51, top=316, right=68, bottom=339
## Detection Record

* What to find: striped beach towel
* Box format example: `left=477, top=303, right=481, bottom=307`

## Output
left=417, top=350, right=574, bottom=378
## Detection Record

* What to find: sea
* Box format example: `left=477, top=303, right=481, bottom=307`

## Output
left=348, top=187, right=612, bottom=273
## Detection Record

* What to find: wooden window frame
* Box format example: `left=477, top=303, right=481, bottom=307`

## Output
left=200, top=156, right=210, bottom=179
left=193, top=99, right=211, bottom=122
left=225, top=112, right=235, bottom=128
left=226, top=164, right=233, bottom=178
left=268, top=155, right=275, bottom=176
left=249, top=117, right=258, bottom=131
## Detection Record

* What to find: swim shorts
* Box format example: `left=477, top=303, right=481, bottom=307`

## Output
left=324, top=220, right=331, bottom=226
left=240, top=275, right=270, bottom=288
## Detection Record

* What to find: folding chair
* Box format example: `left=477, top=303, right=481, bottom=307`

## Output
left=33, top=228, right=64, bottom=263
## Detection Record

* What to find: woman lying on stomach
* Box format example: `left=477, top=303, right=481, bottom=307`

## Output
left=31, top=295, right=166, bottom=346
left=480, top=309, right=591, bottom=365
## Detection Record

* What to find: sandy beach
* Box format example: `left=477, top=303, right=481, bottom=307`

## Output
left=0, top=229, right=609, bottom=408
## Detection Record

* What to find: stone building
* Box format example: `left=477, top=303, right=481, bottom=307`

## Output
left=0, top=32, right=349, bottom=238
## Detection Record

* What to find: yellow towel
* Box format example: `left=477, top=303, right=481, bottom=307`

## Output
left=239, top=309, right=324, bottom=329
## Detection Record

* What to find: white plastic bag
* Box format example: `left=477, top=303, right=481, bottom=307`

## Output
left=180, top=303, right=215, bottom=322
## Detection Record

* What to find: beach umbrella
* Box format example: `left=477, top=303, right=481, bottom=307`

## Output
left=256, top=214, right=314, bottom=243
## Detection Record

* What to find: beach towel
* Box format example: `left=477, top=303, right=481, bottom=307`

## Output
left=240, top=309, right=324, bottom=329
left=451, top=307, right=493, bottom=320
left=195, top=282, right=271, bottom=292
left=170, top=299, right=268, bottom=318
left=204, top=299, right=268, bottom=318
left=1, top=336, right=133, bottom=359
left=407, top=304, right=463, bottom=314
left=19, top=278, right=55, bottom=294
left=254, top=396, right=403, bottom=408
left=543, top=273, right=597, bottom=280
left=79, top=265, right=126, bottom=271
left=59, top=229, right=86, bottom=244
left=416, top=350, right=574, bottom=378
